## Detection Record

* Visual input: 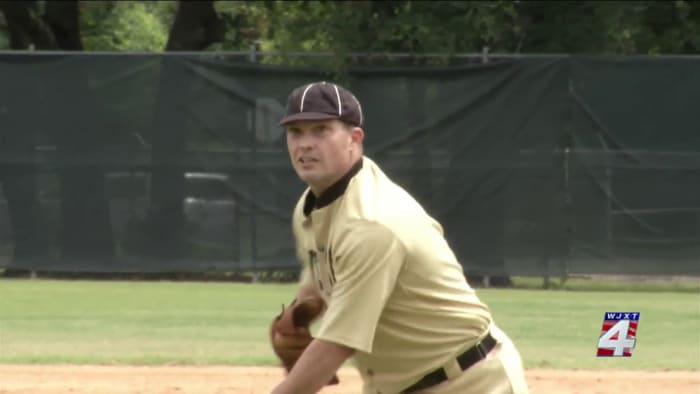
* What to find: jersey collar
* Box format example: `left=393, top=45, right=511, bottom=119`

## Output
left=303, top=159, right=363, bottom=216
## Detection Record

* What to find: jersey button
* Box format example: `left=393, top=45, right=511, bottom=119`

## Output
left=366, top=368, right=374, bottom=376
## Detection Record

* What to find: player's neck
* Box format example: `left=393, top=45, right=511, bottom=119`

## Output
left=309, top=170, right=348, bottom=197
left=309, top=156, right=362, bottom=197
left=307, top=158, right=363, bottom=205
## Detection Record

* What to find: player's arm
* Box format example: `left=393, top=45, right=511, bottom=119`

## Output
left=315, top=221, right=406, bottom=353
left=293, top=206, right=318, bottom=299
left=270, top=338, right=354, bottom=394
left=296, top=266, right=319, bottom=299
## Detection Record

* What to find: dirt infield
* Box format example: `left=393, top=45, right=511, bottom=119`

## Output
left=0, top=365, right=698, bottom=394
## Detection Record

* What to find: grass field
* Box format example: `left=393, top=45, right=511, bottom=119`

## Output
left=0, top=278, right=698, bottom=371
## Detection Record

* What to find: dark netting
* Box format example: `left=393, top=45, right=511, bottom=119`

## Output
left=0, top=53, right=697, bottom=276
left=567, top=56, right=700, bottom=275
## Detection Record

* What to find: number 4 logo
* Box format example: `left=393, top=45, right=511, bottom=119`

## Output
left=597, top=312, right=640, bottom=357
left=598, top=320, right=636, bottom=356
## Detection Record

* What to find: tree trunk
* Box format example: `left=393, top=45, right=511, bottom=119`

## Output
left=0, top=0, right=56, bottom=49
left=166, top=0, right=225, bottom=51
left=147, top=0, right=224, bottom=259
left=43, top=0, right=82, bottom=50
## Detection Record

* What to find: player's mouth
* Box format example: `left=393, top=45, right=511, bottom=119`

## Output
left=298, top=157, right=318, bottom=165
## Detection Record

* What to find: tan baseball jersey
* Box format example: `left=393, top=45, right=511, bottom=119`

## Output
left=292, top=156, right=494, bottom=394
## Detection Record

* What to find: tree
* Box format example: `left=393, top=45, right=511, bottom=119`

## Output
left=248, top=1, right=518, bottom=70
left=3, top=1, right=697, bottom=57
left=0, top=0, right=56, bottom=49
left=209, top=1, right=268, bottom=51
left=514, top=1, right=700, bottom=55
left=246, top=0, right=699, bottom=70
left=80, top=1, right=174, bottom=51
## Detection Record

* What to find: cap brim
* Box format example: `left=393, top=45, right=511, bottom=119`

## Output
left=279, top=112, right=340, bottom=126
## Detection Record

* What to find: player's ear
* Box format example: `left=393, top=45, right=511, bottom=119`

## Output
left=350, top=126, right=364, bottom=146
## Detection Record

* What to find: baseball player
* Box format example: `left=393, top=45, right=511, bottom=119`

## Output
left=270, top=81, right=529, bottom=394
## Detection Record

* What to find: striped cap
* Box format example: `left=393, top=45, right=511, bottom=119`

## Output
left=279, top=81, right=363, bottom=127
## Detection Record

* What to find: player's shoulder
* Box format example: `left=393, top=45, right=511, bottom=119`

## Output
left=332, top=218, right=403, bottom=250
left=335, top=217, right=393, bottom=234
left=291, top=188, right=311, bottom=226
left=346, top=157, right=428, bottom=219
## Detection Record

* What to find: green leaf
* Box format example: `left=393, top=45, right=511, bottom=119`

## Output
left=81, top=1, right=173, bottom=52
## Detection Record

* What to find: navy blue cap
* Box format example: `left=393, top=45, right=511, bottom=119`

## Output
left=279, top=81, right=363, bottom=127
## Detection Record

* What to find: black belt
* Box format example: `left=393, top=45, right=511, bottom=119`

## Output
left=401, top=331, right=498, bottom=393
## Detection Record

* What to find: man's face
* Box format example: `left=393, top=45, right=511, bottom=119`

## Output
left=285, top=119, right=363, bottom=194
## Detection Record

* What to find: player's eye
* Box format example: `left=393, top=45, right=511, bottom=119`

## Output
left=312, top=126, right=327, bottom=134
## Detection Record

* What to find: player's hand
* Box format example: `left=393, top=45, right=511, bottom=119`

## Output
left=269, top=297, right=340, bottom=385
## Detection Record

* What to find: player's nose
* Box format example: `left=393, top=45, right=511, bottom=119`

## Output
left=296, top=133, right=315, bottom=149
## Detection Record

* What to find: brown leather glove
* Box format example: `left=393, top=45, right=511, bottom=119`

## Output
left=269, top=296, right=340, bottom=385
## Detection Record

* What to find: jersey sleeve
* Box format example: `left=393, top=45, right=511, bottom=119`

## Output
left=315, top=220, right=406, bottom=354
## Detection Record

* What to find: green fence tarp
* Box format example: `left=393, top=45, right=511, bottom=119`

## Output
left=0, top=53, right=698, bottom=276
